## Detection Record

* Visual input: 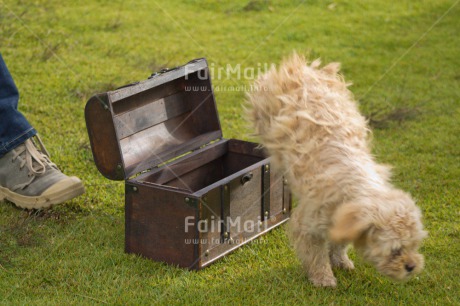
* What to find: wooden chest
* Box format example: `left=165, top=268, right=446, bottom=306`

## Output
left=85, top=58, right=291, bottom=269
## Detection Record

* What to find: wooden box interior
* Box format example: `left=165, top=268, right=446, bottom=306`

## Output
left=137, top=140, right=266, bottom=193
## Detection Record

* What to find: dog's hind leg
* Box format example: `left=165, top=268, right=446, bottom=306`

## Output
left=329, top=243, right=355, bottom=270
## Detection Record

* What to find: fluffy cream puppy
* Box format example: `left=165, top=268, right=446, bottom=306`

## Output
left=247, top=53, right=426, bottom=287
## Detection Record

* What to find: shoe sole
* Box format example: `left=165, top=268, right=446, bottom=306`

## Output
left=0, top=176, right=85, bottom=209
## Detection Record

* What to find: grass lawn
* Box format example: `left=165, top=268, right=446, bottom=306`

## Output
left=1, top=0, right=459, bottom=304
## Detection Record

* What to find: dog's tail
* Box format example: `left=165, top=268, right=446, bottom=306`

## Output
left=246, top=52, right=368, bottom=165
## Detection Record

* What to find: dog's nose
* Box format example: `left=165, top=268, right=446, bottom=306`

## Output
left=405, top=263, right=416, bottom=272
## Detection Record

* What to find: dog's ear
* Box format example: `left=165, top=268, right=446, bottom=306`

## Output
left=329, top=203, right=372, bottom=243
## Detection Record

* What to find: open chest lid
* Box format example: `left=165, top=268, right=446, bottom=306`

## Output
left=85, top=58, right=222, bottom=180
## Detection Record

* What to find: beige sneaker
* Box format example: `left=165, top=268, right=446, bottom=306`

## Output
left=0, top=136, right=84, bottom=209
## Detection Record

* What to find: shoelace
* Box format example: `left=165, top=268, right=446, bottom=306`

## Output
left=11, top=137, right=58, bottom=190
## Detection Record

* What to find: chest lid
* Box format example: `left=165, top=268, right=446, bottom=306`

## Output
left=85, top=58, right=222, bottom=180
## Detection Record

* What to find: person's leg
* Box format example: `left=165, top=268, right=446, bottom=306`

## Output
left=0, top=53, right=36, bottom=156
left=0, top=54, right=84, bottom=209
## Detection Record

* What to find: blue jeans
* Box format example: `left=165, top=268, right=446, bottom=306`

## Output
left=0, top=53, right=36, bottom=157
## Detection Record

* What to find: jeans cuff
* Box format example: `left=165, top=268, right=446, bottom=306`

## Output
left=0, top=128, right=37, bottom=157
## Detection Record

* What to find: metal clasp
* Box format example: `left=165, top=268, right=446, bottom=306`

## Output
left=240, top=172, right=253, bottom=185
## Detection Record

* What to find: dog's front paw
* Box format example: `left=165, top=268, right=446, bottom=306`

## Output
left=311, top=275, right=337, bottom=287
left=330, top=255, right=355, bottom=270
left=309, top=272, right=337, bottom=287
left=329, top=246, right=355, bottom=270
left=339, top=258, right=355, bottom=270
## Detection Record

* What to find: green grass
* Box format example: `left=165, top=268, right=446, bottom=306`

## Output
left=1, top=0, right=459, bottom=304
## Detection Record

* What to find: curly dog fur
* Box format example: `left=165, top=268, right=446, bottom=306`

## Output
left=246, top=52, right=426, bottom=287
